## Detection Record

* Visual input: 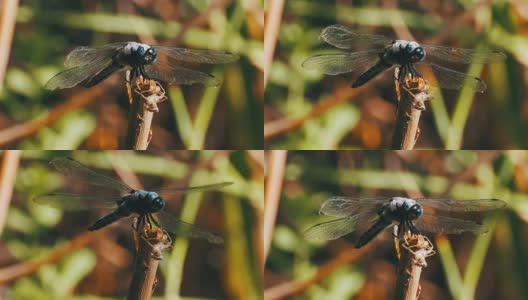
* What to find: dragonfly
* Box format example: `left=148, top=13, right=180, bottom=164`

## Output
left=44, top=42, right=239, bottom=90
left=304, top=196, right=506, bottom=248
left=302, top=25, right=506, bottom=93
left=34, top=157, right=232, bottom=244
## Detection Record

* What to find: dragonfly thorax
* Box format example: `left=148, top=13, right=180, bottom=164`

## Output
left=125, top=190, right=165, bottom=214
left=118, top=42, right=158, bottom=67
left=385, top=40, right=426, bottom=65
left=381, top=197, right=424, bottom=222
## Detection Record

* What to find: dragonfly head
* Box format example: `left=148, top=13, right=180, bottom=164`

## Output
left=407, top=203, right=423, bottom=220
left=145, top=191, right=164, bottom=212
left=136, top=46, right=157, bottom=65
left=408, top=43, right=425, bottom=63
left=401, top=41, right=425, bottom=64
left=124, top=42, right=158, bottom=66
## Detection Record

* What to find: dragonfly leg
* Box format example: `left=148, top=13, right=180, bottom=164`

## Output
left=409, top=64, right=422, bottom=79
left=147, top=213, right=161, bottom=228
left=139, top=65, right=150, bottom=80
left=397, top=221, right=406, bottom=239
left=408, top=221, right=420, bottom=236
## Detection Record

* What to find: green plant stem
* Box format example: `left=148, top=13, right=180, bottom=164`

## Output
left=164, top=172, right=208, bottom=298
left=190, top=85, right=222, bottom=149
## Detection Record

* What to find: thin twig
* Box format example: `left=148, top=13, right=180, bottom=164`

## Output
left=0, top=150, right=20, bottom=236
left=263, top=0, right=284, bottom=88
left=0, top=81, right=112, bottom=146
left=125, top=76, right=167, bottom=150
left=264, top=243, right=374, bottom=300
left=394, top=232, right=436, bottom=300
left=391, top=69, right=431, bottom=150
left=0, top=0, right=19, bottom=87
left=264, top=86, right=363, bottom=141
left=0, top=230, right=100, bottom=284
left=263, top=150, right=287, bottom=265
left=127, top=221, right=172, bottom=300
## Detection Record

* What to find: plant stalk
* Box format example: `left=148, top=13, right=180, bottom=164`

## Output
left=391, top=69, right=431, bottom=149
left=394, top=232, right=436, bottom=300
left=127, top=222, right=172, bottom=300
left=125, top=75, right=167, bottom=150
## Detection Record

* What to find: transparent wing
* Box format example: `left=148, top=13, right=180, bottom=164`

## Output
left=319, top=196, right=387, bottom=217
left=144, top=63, right=219, bottom=86
left=153, top=46, right=239, bottom=64
left=158, top=182, right=232, bottom=193
left=416, top=198, right=506, bottom=212
left=64, top=42, right=125, bottom=68
left=302, top=50, right=382, bottom=75
left=415, top=214, right=488, bottom=234
left=320, top=24, right=391, bottom=50
left=304, top=212, right=377, bottom=241
left=49, top=157, right=133, bottom=194
left=422, top=45, right=506, bottom=64
left=417, top=63, right=487, bottom=93
left=155, top=210, right=223, bottom=244
left=44, top=56, right=114, bottom=90
left=33, top=193, right=119, bottom=210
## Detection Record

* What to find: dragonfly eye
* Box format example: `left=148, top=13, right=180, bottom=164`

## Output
left=152, top=197, right=164, bottom=211
left=411, top=47, right=425, bottom=62
left=407, top=204, right=423, bottom=220
left=143, top=48, right=157, bottom=64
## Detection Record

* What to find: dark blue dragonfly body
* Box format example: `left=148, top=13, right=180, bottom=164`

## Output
left=302, top=25, right=506, bottom=92
left=304, top=196, right=505, bottom=248
left=35, top=157, right=232, bottom=244
left=45, top=42, right=239, bottom=90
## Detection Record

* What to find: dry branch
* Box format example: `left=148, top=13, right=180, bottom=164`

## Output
left=394, top=232, right=435, bottom=300
left=391, top=70, right=431, bottom=150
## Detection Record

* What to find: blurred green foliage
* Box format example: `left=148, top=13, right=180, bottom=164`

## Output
left=1, top=0, right=263, bottom=149
left=265, top=150, right=528, bottom=300
left=2, top=150, right=263, bottom=299
left=265, top=0, right=528, bottom=149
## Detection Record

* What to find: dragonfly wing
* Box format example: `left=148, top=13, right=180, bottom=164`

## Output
left=418, top=63, right=487, bottom=93
left=33, top=193, right=119, bottom=210
left=416, top=198, right=505, bottom=212
left=302, top=50, right=381, bottom=75
left=304, top=212, right=376, bottom=241
left=153, top=46, right=239, bottom=64
left=415, top=214, right=488, bottom=234
left=144, top=63, right=219, bottom=86
left=319, top=196, right=387, bottom=217
left=422, top=44, right=506, bottom=64
left=64, top=42, right=125, bottom=68
left=155, top=210, right=223, bottom=244
left=49, top=157, right=133, bottom=194
left=157, top=182, right=232, bottom=193
left=44, top=56, right=114, bottom=90
left=320, top=24, right=391, bottom=50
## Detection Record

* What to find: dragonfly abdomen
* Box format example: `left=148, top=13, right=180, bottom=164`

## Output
left=88, top=206, right=131, bottom=231
left=80, top=61, right=123, bottom=88
left=352, top=59, right=393, bottom=88
left=355, top=218, right=392, bottom=248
